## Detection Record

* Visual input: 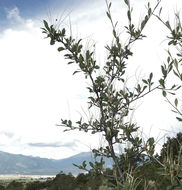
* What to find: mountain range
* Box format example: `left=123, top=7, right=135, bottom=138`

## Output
left=0, top=151, right=113, bottom=175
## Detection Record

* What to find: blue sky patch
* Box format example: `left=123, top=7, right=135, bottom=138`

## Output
left=0, top=0, right=82, bottom=29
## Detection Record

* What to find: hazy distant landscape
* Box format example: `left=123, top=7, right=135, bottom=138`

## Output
left=0, top=151, right=113, bottom=175
left=0, top=151, right=114, bottom=190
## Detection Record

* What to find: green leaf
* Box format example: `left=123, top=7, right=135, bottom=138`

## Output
left=174, top=58, right=178, bottom=68
left=73, top=163, right=81, bottom=169
left=62, top=28, right=66, bottom=36
left=143, top=86, right=147, bottom=91
left=165, top=21, right=171, bottom=30
left=127, top=10, right=131, bottom=21
left=149, top=72, right=153, bottom=81
left=159, top=79, right=165, bottom=88
left=176, top=117, right=182, bottom=122
left=177, top=53, right=182, bottom=57
left=68, top=61, right=74, bottom=64
left=73, top=70, right=80, bottom=75
left=148, top=137, right=154, bottom=146
left=168, top=40, right=174, bottom=46
left=159, top=7, right=162, bottom=16
left=58, top=47, right=65, bottom=52
left=50, top=39, right=55, bottom=45
left=174, top=98, right=178, bottom=107
left=89, top=162, right=94, bottom=168
left=167, top=56, right=170, bottom=63
left=142, top=79, right=148, bottom=84
left=82, top=161, right=87, bottom=168
left=95, top=65, right=100, bottom=69
left=124, top=0, right=128, bottom=5
left=106, top=11, right=111, bottom=20
left=145, top=15, right=149, bottom=22
left=147, top=2, right=150, bottom=8
left=79, top=54, right=84, bottom=63
left=78, top=45, right=83, bottom=53
left=173, top=70, right=179, bottom=78
left=113, top=30, right=117, bottom=38
left=86, top=50, right=90, bottom=60
left=141, top=20, right=145, bottom=30
left=148, top=8, right=152, bottom=16
left=172, top=110, right=178, bottom=114
left=43, top=20, right=49, bottom=31
left=68, top=120, right=72, bottom=127
left=162, top=90, right=167, bottom=97
left=168, top=64, right=173, bottom=73
left=89, top=96, right=95, bottom=102
left=161, top=65, right=166, bottom=76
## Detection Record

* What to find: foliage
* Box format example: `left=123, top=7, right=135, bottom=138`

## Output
left=6, top=181, right=24, bottom=190
left=25, top=179, right=52, bottom=190
left=42, top=0, right=182, bottom=189
left=160, top=133, right=182, bottom=161
left=0, top=185, right=5, bottom=190
left=48, top=173, right=76, bottom=190
left=75, top=173, right=89, bottom=190
left=153, top=8, right=182, bottom=122
left=157, top=133, right=182, bottom=189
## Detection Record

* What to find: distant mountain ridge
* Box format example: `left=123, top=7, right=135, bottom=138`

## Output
left=0, top=151, right=113, bottom=175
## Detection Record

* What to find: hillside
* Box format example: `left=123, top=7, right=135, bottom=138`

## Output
left=0, top=151, right=113, bottom=175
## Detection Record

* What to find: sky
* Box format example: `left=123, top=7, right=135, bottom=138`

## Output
left=0, top=0, right=181, bottom=160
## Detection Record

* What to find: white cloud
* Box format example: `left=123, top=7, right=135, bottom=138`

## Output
left=6, top=7, right=24, bottom=23
left=0, top=14, right=101, bottom=159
